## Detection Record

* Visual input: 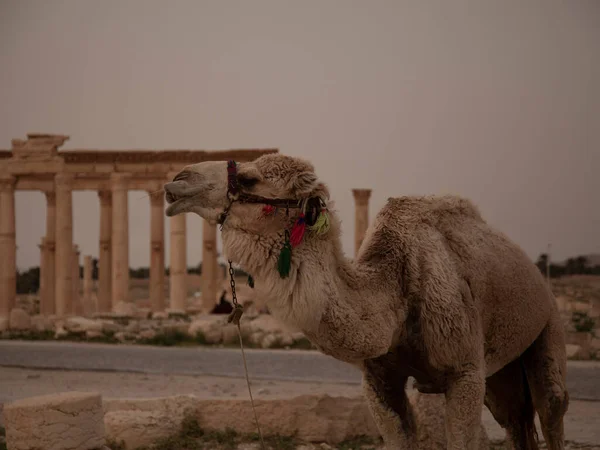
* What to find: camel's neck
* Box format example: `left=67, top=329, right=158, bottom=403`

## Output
left=221, top=210, right=401, bottom=363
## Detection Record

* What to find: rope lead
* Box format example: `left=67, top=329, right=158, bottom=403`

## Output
left=226, top=260, right=265, bottom=450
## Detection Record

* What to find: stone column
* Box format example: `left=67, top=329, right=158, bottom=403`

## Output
left=97, top=191, right=112, bottom=313
left=54, top=173, right=74, bottom=316
left=0, top=174, right=16, bottom=321
left=149, top=187, right=165, bottom=312
left=83, top=255, right=93, bottom=316
left=72, top=245, right=81, bottom=315
left=111, top=173, right=130, bottom=308
left=38, top=237, right=46, bottom=301
left=41, top=191, right=56, bottom=315
left=169, top=213, right=187, bottom=313
left=352, top=189, right=371, bottom=257
left=201, top=219, right=218, bottom=312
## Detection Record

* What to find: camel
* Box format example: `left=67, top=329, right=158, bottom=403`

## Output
left=163, top=155, right=569, bottom=449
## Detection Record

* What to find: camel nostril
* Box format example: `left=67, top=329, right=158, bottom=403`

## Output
left=166, top=191, right=177, bottom=203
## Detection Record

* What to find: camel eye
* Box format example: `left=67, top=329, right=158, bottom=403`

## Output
left=237, top=175, right=259, bottom=189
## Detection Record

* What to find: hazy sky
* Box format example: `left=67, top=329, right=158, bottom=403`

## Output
left=1, top=0, right=599, bottom=270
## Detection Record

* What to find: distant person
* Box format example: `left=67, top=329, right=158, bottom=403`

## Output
left=210, top=290, right=233, bottom=314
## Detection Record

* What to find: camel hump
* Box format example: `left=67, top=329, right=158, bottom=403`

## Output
left=383, top=195, right=484, bottom=226
left=357, top=195, right=485, bottom=266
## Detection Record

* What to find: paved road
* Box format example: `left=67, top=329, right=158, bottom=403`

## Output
left=0, top=340, right=598, bottom=401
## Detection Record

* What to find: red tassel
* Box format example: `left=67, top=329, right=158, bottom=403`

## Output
left=262, top=205, right=275, bottom=216
left=290, top=213, right=306, bottom=247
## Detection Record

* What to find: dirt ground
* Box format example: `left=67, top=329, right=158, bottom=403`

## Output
left=0, top=367, right=599, bottom=448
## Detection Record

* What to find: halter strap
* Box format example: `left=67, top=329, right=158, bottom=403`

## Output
left=219, top=160, right=302, bottom=226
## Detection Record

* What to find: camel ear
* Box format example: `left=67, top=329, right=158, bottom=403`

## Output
left=290, top=171, right=318, bottom=197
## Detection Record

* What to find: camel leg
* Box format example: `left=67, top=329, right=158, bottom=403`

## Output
left=363, top=362, right=418, bottom=449
left=444, top=366, right=486, bottom=450
left=484, top=357, right=539, bottom=449
left=522, top=313, right=569, bottom=450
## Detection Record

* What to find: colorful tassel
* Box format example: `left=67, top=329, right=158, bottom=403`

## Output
left=247, top=274, right=255, bottom=288
left=309, top=208, right=330, bottom=235
left=290, top=213, right=306, bottom=247
left=277, top=232, right=292, bottom=278
left=262, top=205, right=275, bottom=216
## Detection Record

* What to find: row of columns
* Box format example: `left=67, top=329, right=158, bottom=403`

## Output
left=0, top=172, right=220, bottom=320
left=0, top=174, right=371, bottom=320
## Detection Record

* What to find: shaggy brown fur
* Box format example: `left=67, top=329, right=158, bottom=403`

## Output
left=164, top=154, right=569, bottom=450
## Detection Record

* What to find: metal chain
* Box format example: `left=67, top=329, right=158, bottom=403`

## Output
left=226, top=260, right=265, bottom=450
left=228, top=261, right=239, bottom=307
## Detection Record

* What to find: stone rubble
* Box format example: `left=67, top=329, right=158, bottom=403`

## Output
left=101, top=392, right=488, bottom=449
left=2, top=303, right=600, bottom=357
left=8, top=308, right=31, bottom=331
left=3, top=391, right=106, bottom=450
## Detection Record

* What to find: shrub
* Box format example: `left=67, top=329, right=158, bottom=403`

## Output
left=572, top=311, right=595, bottom=333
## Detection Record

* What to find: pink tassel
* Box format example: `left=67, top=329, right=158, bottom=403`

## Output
left=262, top=205, right=275, bottom=216
left=290, top=213, right=306, bottom=247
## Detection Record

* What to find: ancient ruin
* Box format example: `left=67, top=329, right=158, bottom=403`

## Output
left=0, top=133, right=278, bottom=320
left=0, top=133, right=375, bottom=323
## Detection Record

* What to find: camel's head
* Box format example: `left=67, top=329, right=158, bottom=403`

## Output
left=164, top=154, right=330, bottom=231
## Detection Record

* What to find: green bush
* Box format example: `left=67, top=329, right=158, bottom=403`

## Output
left=572, top=311, right=596, bottom=333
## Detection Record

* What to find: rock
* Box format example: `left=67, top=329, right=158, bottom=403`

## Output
left=54, top=326, right=68, bottom=339
left=138, top=320, right=155, bottom=331
left=152, top=311, right=169, bottom=320
left=566, top=344, right=583, bottom=359
left=221, top=324, right=239, bottom=344
left=261, top=333, right=279, bottom=349
left=114, top=331, right=136, bottom=343
left=100, top=320, right=122, bottom=334
left=103, top=395, right=198, bottom=449
left=64, top=316, right=103, bottom=333
left=248, top=314, right=291, bottom=334
left=161, top=322, right=189, bottom=335
left=0, top=317, right=10, bottom=332
left=30, top=315, right=50, bottom=332
left=135, top=307, right=152, bottom=320
left=86, top=330, right=104, bottom=340
left=125, top=320, right=140, bottom=334
left=9, top=308, right=31, bottom=331
left=554, top=295, right=570, bottom=312
left=3, top=391, right=105, bottom=450
left=139, top=329, right=157, bottom=341
left=248, top=331, right=264, bottom=346
left=568, top=332, right=592, bottom=359
left=194, top=394, right=378, bottom=443
left=113, top=301, right=137, bottom=317
left=278, top=332, right=294, bottom=347
left=188, top=316, right=225, bottom=344
left=572, top=301, right=592, bottom=313
left=46, top=314, right=62, bottom=328
left=102, top=392, right=489, bottom=448
left=291, top=331, right=306, bottom=341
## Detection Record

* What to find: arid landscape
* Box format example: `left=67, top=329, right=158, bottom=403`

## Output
left=1, top=274, right=599, bottom=449
left=2, top=1, right=599, bottom=448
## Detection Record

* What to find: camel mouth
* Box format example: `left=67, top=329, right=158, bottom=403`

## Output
left=163, top=181, right=204, bottom=216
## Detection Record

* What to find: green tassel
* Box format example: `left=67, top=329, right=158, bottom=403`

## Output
left=277, top=234, right=292, bottom=278
left=309, top=209, right=330, bottom=235
left=247, top=274, right=255, bottom=289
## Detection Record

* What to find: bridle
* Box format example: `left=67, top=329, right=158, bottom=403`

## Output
left=217, top=159, right=321, bottom=228
left=217, top=159, right=329, bottom=279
